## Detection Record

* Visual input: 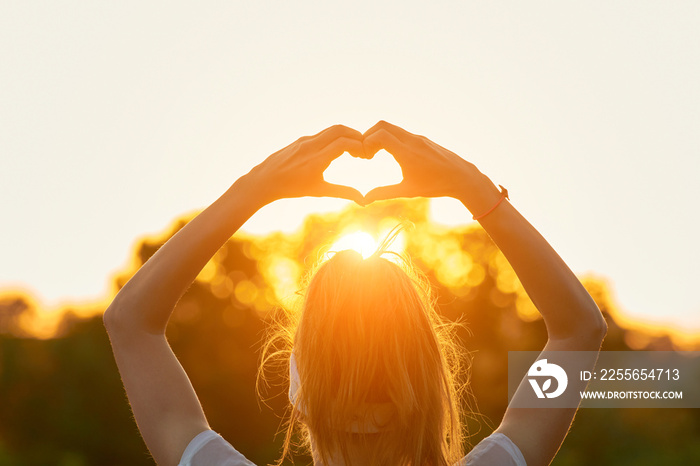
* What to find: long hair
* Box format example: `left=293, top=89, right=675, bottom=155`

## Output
left=260, top=240, right=466, bottom=465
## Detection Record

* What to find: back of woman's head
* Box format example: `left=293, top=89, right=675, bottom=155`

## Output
left=263, top=248, right=465, bottom=465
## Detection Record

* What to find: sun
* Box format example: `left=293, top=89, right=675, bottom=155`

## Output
left=329, top=231, right=378, bottom=259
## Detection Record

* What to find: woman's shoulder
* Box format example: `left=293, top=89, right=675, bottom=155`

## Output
left=179, top=429, right=526, bottom=466
left=178, top=430, right=256, bottom=466
left=460, top=432, right=527, bottom=466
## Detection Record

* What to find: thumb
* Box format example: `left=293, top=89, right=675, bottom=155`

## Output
left=313, top=181, right=364, bottom=205
left=363, top=183, right=411, bottom=204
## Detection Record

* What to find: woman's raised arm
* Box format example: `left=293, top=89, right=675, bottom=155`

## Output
left=362, top=120, right=607, bottom=466
left=103, top=125, right=365, bottom=466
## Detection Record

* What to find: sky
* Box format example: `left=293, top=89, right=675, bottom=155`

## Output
left=1, top=2, right=699, bottom=335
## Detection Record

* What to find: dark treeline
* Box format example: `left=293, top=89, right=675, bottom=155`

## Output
left=1, top=200, right=698, bottom=465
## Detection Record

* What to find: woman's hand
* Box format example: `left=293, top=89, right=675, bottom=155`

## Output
left=361, top=121, right=502, bottom=214
left=241, top=124, right=367, bottom=207
left=362, top=121, right=606, bottom=466
left=104, top=125, right=368, bottom=466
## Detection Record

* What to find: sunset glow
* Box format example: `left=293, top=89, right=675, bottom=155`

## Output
left=4, top=196, right=700, bottom=355
left=329, top=231, right=378, bottom=259
left=323, top=150, right=404, bottom=196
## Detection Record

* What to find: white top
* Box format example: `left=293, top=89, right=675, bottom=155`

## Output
left=178, top=430, right=526, bottom=466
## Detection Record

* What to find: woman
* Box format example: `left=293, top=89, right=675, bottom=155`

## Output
left=104, top=121, right=607, bottom=465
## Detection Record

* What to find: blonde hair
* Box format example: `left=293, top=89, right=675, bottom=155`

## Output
left=260, top=242, right=466, bottom=465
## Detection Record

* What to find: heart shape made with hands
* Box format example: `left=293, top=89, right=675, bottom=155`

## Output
left=323, top=150, right=404, bottom=197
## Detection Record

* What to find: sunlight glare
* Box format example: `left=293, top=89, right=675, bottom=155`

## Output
left=330, top=231, right=378, bottom=259
left=323, top=150, right=403, bottom=196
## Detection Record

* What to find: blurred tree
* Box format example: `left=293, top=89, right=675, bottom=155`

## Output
left=0, top=199, right=698, bottom=464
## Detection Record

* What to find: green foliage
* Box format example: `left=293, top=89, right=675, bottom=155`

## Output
left=0, top=200, right=698, bottom=464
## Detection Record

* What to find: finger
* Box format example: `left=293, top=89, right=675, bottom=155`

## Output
left=362, top=128, right=410, bottom=162
left=317, top=137, right=365, bottom=163
left=310, top=181, right=364, bottom=204
left=363, top=183, right=413, bottom=204
left=305, top=124, right=363, bottom=152
left=363, top=120, right=416, bottom=144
